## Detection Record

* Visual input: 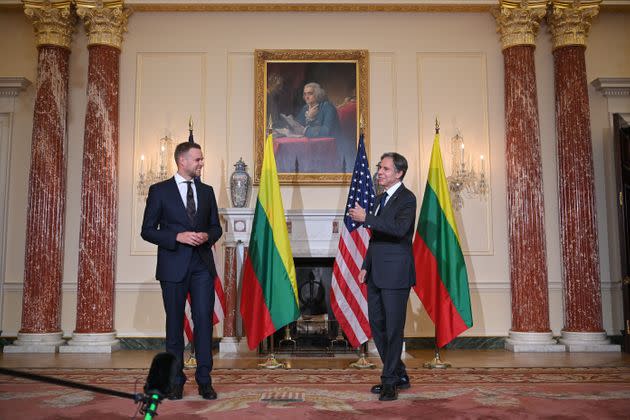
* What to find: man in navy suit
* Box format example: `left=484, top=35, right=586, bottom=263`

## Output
left=349, top=152, right=417, bottom=401
left=141, top=142, right=222, bottom=400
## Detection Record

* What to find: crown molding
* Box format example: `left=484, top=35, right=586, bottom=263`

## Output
left=0, top=77, right=32, bottom=97
left=2, top=1, right=629, bottom=12
left=592, top=77, right=630, bottom=97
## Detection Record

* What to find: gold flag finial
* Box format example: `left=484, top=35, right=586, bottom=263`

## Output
left=359, top=114, right=365, bottom=135
left=267, top=116, right=273, bottom=134
left=435, top=118, right=440, bottom=134
left=189, top=116, right=193, bottom=131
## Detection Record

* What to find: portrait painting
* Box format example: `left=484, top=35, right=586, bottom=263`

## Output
left=254, top=49, right=369, bottom=185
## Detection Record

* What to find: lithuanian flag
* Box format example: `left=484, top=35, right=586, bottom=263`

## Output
left=413, top=132, right=473, bottom=348
left=240, top=134, right=300, bottom=350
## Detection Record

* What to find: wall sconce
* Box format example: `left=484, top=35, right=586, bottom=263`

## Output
left=445, top=131, right=489, bottom=210
left=136, top=135, right=175, bottom=199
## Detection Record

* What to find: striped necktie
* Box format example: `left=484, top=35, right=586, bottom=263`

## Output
left=185, top=181, right=196, bottom=225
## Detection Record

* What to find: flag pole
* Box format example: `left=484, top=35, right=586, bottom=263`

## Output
left=349, top=342, right=375, bottom=369
left=423, top=334, right=451, bottom=369
left=256, top=117, right=286, bottom=370
left=422, top=119, right=451, bottom=370
left=348, top=116, right=375, bottom=370
left=184, top=339, right=197, bottom=368
left=185, top=119, right=197, bottom=369
left=258, top=333, right=285, bottom=369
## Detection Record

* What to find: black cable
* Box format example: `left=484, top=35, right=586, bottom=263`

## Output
left=0, top=367, right=141, bottom=401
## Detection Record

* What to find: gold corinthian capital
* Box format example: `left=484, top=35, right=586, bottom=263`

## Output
left=492, top=1, right=548, bottom=50
left=23, top=1, right=76, bottom=49
left=75, top=0, right=131, bottom=49
left=547, top=0, right=601, bottom=50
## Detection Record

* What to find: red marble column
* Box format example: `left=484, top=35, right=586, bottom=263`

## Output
left=493, top=1, right=561, bottom=351
left=222, top=246, right=238, bottom=338
left=8, top=2, right=76, bottom=352
left=20, top=45, right=70, bottom=335
left=61, top=4, right=129, bottom=352
left=75, top=44, right=120, bottom=334
left=553, top=45, right=603, bottom=333
left=504, top=45, right=551, bottom=333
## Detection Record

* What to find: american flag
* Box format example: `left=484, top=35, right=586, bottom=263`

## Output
left=183, top=121, right=226, bottom=345
left=183, top=246, right=226, bottom=345
left=330, top=134, right=376, bottom=348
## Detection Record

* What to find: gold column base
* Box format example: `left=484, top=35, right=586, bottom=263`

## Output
left=423, top=356, right=451, bottom=369
left=258, top=353, right=286, bottom=369
left=349, top=353, right=375, bottom=369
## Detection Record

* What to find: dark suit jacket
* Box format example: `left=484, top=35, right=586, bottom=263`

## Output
left=141, top=177, right=222, bottom=283
left=362, top=183, right=417, bottom=289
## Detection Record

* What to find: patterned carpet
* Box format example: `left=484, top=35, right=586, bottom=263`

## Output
left=1, top=367, right=629, bottom=419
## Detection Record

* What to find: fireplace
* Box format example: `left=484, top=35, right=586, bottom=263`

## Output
left=219, top=208, right=351, bottom=354
left=271, top=257, right=352, bottom=354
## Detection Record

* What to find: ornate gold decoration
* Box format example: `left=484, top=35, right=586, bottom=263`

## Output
left=23, top=1, right=76, bottom=49
left=75, top=0, right=131, bottom=49
left=254, top=49, right=369, bottom=185
left=547, top=0, right=602, bottom=50
left=492, top=1, right=547, bottom=50
left=128, top=3, right=491, bottom=13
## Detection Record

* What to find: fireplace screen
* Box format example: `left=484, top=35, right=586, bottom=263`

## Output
left=269, top=257, right=354, bottom=354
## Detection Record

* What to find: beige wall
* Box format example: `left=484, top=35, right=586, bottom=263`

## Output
left=1, top=9, right=628, bottom=339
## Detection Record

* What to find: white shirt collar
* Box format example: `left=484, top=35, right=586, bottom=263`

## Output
left=174, top=172, right=193, bottom=184
left=384, top=181, right=402, bottom=198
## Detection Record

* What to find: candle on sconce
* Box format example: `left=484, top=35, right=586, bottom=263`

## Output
left=159, top=144, right=166, bottom=174
left=480, top=155, right=485, bottom=171
left=460, top=143, right=465, bottom=167
left=140, top=154, right=145, bottom=176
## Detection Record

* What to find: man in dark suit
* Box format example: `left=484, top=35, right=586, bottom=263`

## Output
left=141, top=142, right=222, bottom=400
left=349, top=152, right=417, bottom=401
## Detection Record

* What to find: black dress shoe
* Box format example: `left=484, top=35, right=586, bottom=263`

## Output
left=371, top=374, right=411, bottom=394
left=168, top=383, right=184, bottom=400
left=379, top=384, right=398, bottom=401
left=198, top=383, right=217, bottom=400
left=397, top=374, right=411, bottom=390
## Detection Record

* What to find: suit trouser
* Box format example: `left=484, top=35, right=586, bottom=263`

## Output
left=160, top=250, right=215, bottom=386
left=367, top=280, right=410, bottom=386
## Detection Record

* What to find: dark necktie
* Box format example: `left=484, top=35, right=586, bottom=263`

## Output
left=377, top=192, right=388, bottom=215
left=185, top=181, right=196, bottom=225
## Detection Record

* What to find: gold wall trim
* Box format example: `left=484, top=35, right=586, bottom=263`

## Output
left=125, top=3, right=492, bottom=12
left=3, top=2, right=629, bottom=12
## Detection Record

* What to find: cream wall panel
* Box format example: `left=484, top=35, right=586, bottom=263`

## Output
left=534, top=25, right=563, bottom=310
left=407, top=287, right=512, bottom=337
left=548, top=286, right=564, bottom=335
left=130, top=52, right=207, bottom=255
left=1, top=290, right=22, bottom=336
left=417, top=52, right=492, bottom=255
left=62, top=25, right=89, bottom=318
left=369, top=52, right=397, bottom=165
left=226, top=51, right=255, bottom=206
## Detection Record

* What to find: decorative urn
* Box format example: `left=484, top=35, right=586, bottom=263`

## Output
left=230, top=157, right=251, bottom=207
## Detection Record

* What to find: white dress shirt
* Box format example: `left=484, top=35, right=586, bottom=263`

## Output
left=377, top=181, right=402, bottom=212
left=174, top=172, right=198, bottom=210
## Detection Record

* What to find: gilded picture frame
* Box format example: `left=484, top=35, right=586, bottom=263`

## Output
left=254, top=49, right=369, bottom=185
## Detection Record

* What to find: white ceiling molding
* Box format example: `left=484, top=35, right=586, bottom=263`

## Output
left=0, top=77, right=31, bottom=98
left=592, top=78, right=630, bottom=97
